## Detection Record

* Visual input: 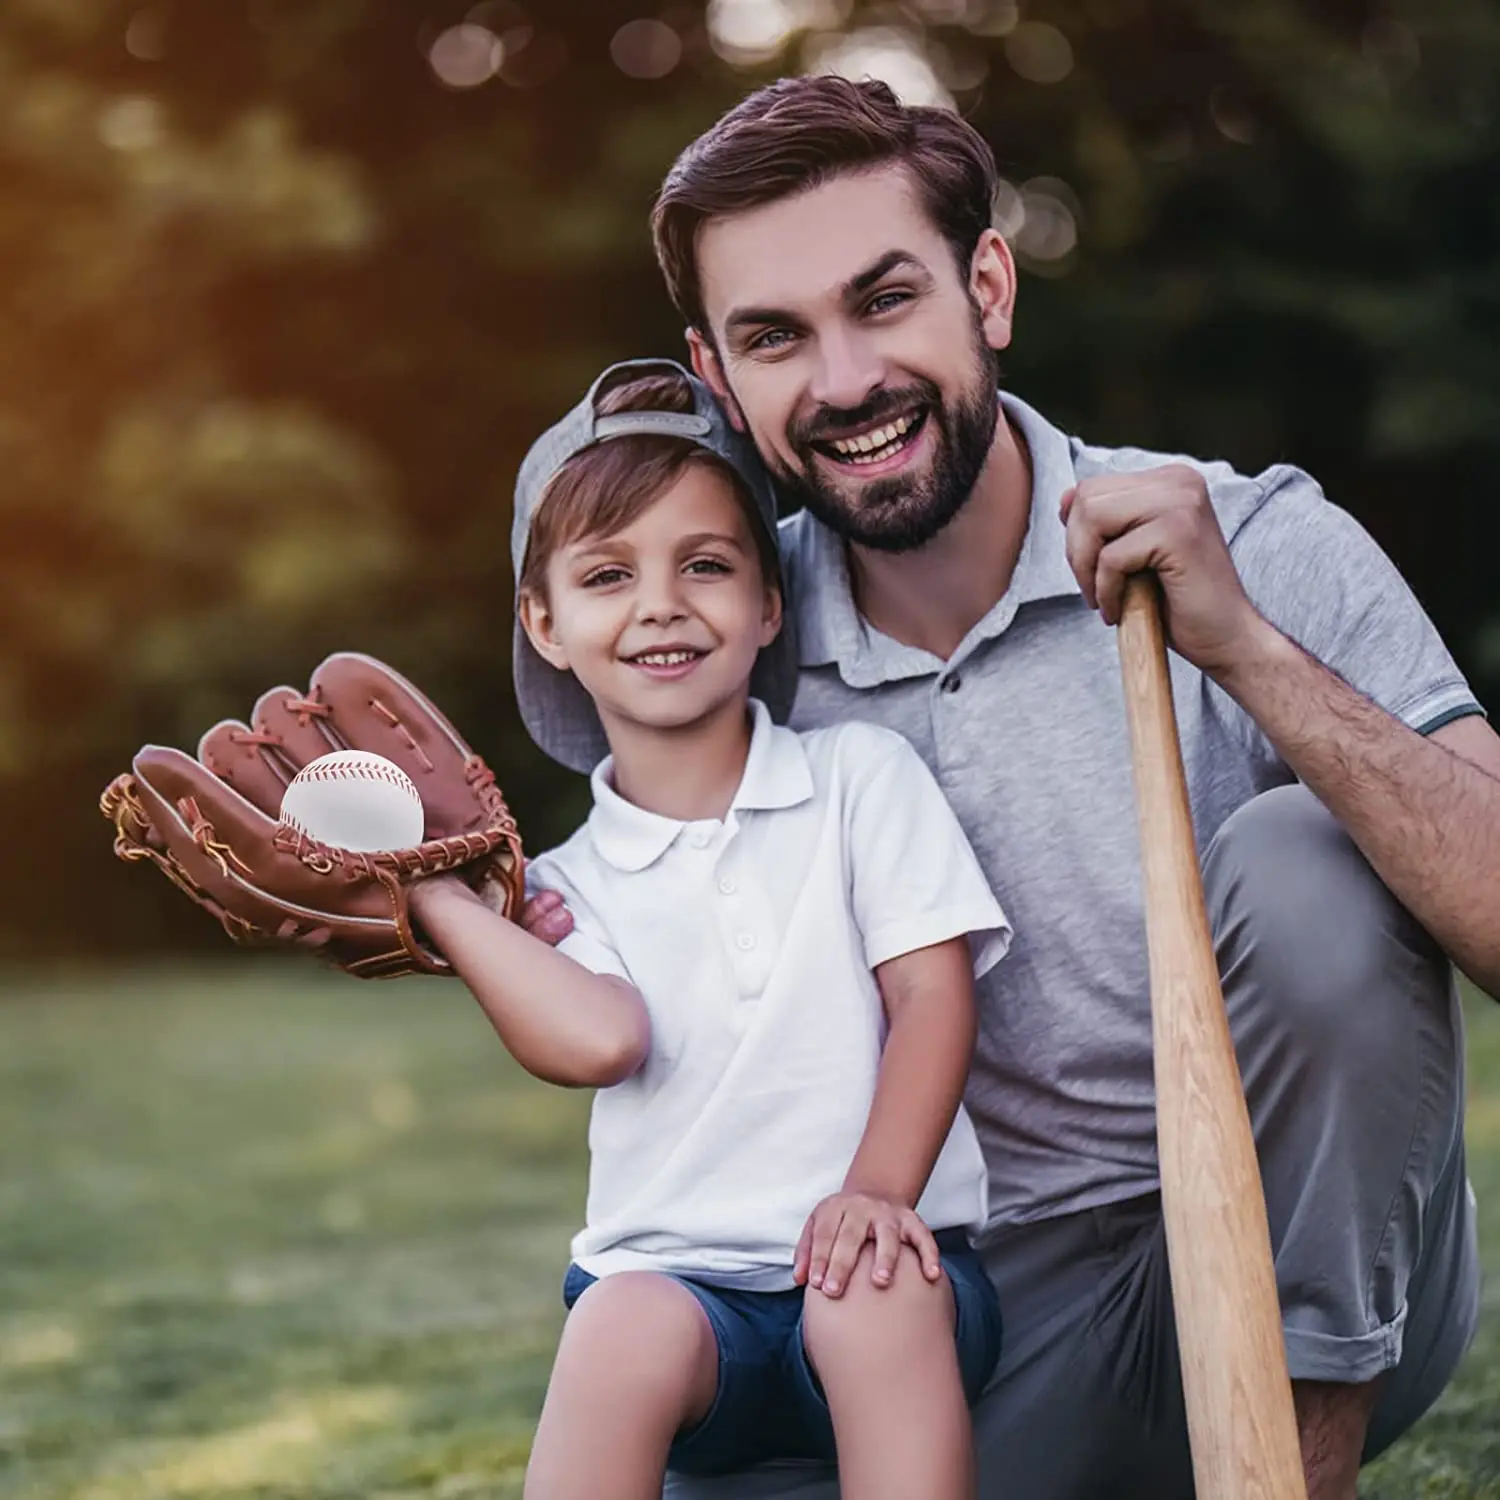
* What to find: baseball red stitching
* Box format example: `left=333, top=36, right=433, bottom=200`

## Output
left=292, top=759, right=417, bottom=790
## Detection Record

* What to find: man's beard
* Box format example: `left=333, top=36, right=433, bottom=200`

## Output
left=766, top=340, right=1002, bottom=554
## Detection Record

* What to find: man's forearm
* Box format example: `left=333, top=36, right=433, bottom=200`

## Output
left=1218, top=619, right=1500, bottom=995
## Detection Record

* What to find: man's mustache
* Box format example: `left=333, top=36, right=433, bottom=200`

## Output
left=790, top=382, right=940, bottom=449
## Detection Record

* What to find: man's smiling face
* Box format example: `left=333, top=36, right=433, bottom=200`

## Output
left=690, top=166, right=1015, bottom=553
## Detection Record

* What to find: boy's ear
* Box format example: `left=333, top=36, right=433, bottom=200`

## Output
left=760, top=580, right=784, bottom=648
left=686, top=329, right=746, bottom=433
left=517, top=589, right=569, bottom=672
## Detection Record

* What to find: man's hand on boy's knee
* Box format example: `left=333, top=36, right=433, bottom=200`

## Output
left=794, top=1191, right=943, bottom=1298
left=521, top=884, right=574, bottom=945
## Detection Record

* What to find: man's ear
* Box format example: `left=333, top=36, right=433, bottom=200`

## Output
left=969, top=228, right=1018, bottom=353
left=687, top=328, right=747, bottom=432
left=517, top=588, right=569, bottom=672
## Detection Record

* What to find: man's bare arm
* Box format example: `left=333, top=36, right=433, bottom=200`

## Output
left=1220, top=618, right=1500, bottom=998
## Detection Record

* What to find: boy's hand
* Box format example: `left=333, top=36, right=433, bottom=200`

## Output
left=520, top=884, right=574, bottom=946
left=793, top=1191, right=942, bottom=1297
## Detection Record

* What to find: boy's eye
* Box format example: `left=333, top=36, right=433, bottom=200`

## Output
left=581, top=565, right=629, bottom=587
left=685, top=556, right=732, bottom=576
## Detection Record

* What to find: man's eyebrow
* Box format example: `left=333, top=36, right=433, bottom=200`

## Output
left=722, top=250, right=931, bottom=337
left=845, top=249, right=929, bottom=299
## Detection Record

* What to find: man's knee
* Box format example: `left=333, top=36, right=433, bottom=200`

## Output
left=1204, top=783, right=1445, bottom=1057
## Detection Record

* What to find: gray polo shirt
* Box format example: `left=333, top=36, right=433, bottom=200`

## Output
left=780, top=391, right=1483, bottom=1230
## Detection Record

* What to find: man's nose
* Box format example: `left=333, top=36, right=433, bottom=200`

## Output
left=808, top=326, right=883, bottom=413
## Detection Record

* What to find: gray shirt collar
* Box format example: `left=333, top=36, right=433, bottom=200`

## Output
left=789, top=391, right=1081, bottom=687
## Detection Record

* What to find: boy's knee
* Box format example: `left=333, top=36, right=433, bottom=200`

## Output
left=802, top=1246, right=953, bottom=1375
left=562, top=1272, right=716, bottom=1388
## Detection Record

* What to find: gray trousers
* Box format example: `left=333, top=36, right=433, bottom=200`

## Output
left=664, top=785, right=1481, bottom=1499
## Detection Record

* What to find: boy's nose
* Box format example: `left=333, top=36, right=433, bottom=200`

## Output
left=634, top=575, right=689, bottom=624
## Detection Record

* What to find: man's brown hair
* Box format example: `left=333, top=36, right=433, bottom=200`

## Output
left=518, top=370, right=780, bottom=600
left=652, top=75, right=999, bottom=336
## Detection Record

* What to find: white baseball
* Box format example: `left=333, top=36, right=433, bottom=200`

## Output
left=279, top=750, right=426, bottom=852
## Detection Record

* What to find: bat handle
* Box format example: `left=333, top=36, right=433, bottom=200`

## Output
left=1117, top=575, right=1308, bottom=1500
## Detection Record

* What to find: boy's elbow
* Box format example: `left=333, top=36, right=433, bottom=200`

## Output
left=592, top=1000, right=651, bottom=1085
left=562, top=992, right=651, bottom=1088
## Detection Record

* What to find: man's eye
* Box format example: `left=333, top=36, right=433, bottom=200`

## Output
left=866, top=290, right=911, bottom=316
left=749, top=328, right=796, bottom=353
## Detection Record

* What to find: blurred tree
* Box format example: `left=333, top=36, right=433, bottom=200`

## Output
left=0, top=0, right=1495, bottom=957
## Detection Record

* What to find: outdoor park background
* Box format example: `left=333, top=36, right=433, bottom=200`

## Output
left=0, top=0, right=1496, bottom=1496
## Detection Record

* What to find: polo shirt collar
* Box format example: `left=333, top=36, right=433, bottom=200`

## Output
left=587, top=699, right=814, bottom=872
left=792, top=390, right=1081, bottom=687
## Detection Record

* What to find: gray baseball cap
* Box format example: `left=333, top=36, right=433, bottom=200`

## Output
left=510, top=357, right=798, bottom=774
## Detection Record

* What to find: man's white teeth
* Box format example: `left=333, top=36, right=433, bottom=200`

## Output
left=830, top=412, right=916, bottom=458
left=633, top=650, right=698, bottom=666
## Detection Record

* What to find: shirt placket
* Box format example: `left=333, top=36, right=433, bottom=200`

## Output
left=697, top=817, right=773, bottom=1018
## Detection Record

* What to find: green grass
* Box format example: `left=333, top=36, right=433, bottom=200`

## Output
left=0, top=963, right=1495, bottom=1499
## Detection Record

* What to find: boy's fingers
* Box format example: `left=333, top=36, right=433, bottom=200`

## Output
left=792, top=1217, right=814, bottom=1286
left=870, top=1218, right=902, bottom=1286
left=902, top=1213, right=943, bottom=1281
left=821, top=1215, right=869, bottom=1298
left=806, top=1208, right=842, bottom=1291
left=520, top=894, right=573, bottom=944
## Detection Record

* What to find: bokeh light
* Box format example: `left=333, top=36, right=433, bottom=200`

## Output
left=611, top=19, right=683, bottom=79
left=907, top=0, right=985, bottom=20
left=1005, top=21, right=1073, bottom=84
left=427, top=24, right=503, bottom=89
left=1210, top=87, right=1256, bottom=145
left=992, top=176, right=1079, bottom=266
left=124, top=7, right=167, bottom=62
left=805, top=27, right=954, bottom=110
left=97, top=95, right=165, bottom=152
left=707, top=0, right=798, bottom=65
left=966, top=0, right=1018, bottom=37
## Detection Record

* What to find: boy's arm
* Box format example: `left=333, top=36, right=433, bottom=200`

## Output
left=795, top=935, right=978, bottom=1297
left=409, top=876, right=649, bottom=1089
left=844, top=936, right=976, bottom=1207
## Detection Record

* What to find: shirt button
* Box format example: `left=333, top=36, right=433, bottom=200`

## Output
left=941, top=674, right=962, bottom=694
left=718, top=877, right=738, bottom=896
left=735, top=932, right=756, bottom=952
left=688, top=829, right=711, bottom=849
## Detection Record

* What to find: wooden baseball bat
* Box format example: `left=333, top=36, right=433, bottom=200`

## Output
left=1116, top=574, right=1308, bottom=1500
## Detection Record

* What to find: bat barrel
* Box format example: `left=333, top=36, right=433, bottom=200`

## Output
left=1116, top=574, right=1308, bottom=1500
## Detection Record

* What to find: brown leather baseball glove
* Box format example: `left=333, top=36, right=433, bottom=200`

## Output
left=99, top=652, right=525, bottom=978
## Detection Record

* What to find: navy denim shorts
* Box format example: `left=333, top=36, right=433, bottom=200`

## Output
left=561, top=1229, right=1002, bottom=1477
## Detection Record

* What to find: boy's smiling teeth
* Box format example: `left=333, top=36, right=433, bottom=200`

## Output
left=630, top=649, right=702, bottom=666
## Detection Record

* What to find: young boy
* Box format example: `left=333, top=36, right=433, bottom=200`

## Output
left=408, top=359, right=1011, bottom=1500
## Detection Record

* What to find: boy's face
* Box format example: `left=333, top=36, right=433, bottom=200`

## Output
left=687, top=166, right=1015, bottom=553
left=519, top=464, right=781, bottom=748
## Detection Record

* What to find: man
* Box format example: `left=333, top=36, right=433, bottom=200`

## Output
left=525, top=76, right=1497, bottom=1499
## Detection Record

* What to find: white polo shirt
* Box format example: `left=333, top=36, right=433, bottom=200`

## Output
left=526, top=700, right=1012, bottom=1292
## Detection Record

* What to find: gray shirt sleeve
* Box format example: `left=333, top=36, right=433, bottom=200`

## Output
left=1225, top=464, right=1484, bottom=741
